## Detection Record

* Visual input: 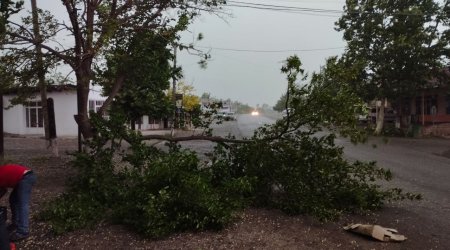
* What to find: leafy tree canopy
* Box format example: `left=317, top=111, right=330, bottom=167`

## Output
left=168, top=81, right=201, bottom=112
left=273, top=93, right=288, bottom=112
left=98, top=29, right=176, bottom=121
left=3, top=0, right=226, bottom=138
left=38, top=55, right=420, bottom=238
left=336, top=0, right=450, bottom=101
left=0, top=0, right=22, bottom=37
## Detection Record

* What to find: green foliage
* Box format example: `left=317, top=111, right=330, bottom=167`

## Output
left=273, top=93, right=288, bottom=112
left=3, top=0, right=227, bottom=138
left=0, top=0, right=23, bottom=37
left=99, top=29, right=175, bottom=122
left=39, top=113, right=249, bottom=238
left=113, top=145, right=249, bottom=237
left=212, top=131, right=419, bottom=221
left=208, top=56, right=420, bottom=221
left=39, top=53, right=420, bottom=238
left=336, top=0, right=450, bottom=101
left=39, top=193, right=106, bottom=235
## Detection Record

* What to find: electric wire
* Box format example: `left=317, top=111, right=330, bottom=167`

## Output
left=227, top=0, right=436, bottom=17
left=228, top=1, right=343, bottom=14
left=196, top=45, right=345, bottom=53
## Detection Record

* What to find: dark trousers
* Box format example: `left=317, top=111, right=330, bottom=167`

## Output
left=0, top=207, right=9, bottom=250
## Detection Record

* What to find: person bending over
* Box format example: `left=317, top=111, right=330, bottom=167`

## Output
left=0, top=164, right=37, bottom=242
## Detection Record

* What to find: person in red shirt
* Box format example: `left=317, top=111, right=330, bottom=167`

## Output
left=0, top=164, right=36, bottom=242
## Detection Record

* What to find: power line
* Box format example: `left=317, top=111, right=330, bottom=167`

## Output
left=226, top=1, right=342, bottom=17
left=226, top=4, right=341, bottom=17
left=227, top=0, right=435, bottom=17
left=196, top=45, right=345, bottom=53
left=228, top=1, right=343, bottom=14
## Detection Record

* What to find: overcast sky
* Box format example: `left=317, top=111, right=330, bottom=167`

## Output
left=178, top=0, right=347, bottom=107
left=19, top=0, right=347, bottom=108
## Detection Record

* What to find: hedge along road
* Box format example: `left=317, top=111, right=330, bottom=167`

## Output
left=179, top=113, right=450, bottom=246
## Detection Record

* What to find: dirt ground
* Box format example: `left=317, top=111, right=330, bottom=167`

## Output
left=1, top=136, right=447, bottom=250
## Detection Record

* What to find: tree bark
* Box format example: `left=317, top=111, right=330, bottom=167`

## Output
left=374, top=99, right=385, bottom=135
left=74, top=68, right=94, bottom=139
left=31, top=0, right=58, bottom=154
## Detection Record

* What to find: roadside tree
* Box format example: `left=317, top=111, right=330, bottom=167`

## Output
left=336, top=0, right=450, bottom=134
left=39, top=55, right=420, bottom=237
left=167, top=81, right=201, bottom=112
left=3, top=0, right=226, bottom=139
left=273, top=93, right=287, bottom=112
left=97, top=29, right=175, bottom=130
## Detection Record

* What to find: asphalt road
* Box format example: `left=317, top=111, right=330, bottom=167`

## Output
left=339, top=136, right=450, bottom=244
left=204, top=113, right=450, bottom=245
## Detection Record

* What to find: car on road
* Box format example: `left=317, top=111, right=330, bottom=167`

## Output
left=215, top=111, right=236, bottom=121
left=223, top=112, right=236, bottom=121
left=358, top=107, right=396, bottom=124
left=369, top=107, right=396, bottom=123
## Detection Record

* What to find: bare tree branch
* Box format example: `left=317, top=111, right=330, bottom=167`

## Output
left=140, top=134, right=249, bottom=143
left=97, top=74, right=125, bottom=115
left=63, top=0, right=84, bottom=62
left=5, top=31, right=75, bottom=67
left=8, top=21, right=35, bottom=38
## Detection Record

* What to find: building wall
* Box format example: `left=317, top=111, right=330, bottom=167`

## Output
left=52, top=91, right=78, bottom=136
left=408, top=86, right=450, bottom=136
left=130, top=115, right=164, bottom=130
left=410, top=87, right=450, bottom=124
left=3, top=97, right=27, bottom=135
left=3, top=89, right=107, bottom=137
left=3, top=91, right=78, bottom=136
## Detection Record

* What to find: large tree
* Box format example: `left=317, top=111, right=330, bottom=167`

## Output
left=1, top=0, right=24, bottom=160
left=3, top=0, right=225, bottom=139
left=98, top=29, right=176, bottom=129
left=0, top=0, right=22, bottom=37
left=337, top=0, right=450, bottom=134
left=273, top=93, right=287, bottom=112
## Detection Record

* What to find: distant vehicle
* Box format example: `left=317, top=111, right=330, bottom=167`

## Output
left=223, top=112, right=236, bottom=121
left=358, top=114, right=368, bottom=123
left=251, top=110, right=259, bottom=116
left=215, top=111, right=236, bottom=121
left=362, top=107, right=396, bottom=123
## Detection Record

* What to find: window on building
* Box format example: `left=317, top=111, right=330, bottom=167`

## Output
left=89, top=100, right=95, bottom=112
left=148, top=117, right=160, bottom=124
left=88, top=100, right=106, bottom=114
left=25, top=101, right=43, bottom=128
left=416, top=95, right=438, bottom=115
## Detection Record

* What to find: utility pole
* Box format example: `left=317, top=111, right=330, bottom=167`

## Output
left=172, top=45, right=178, bottom=131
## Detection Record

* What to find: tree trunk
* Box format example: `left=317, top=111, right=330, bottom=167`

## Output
left=130, top=120, right=136, bottom=131
left=31, top=0, right=58, bottom=155
left=74, top=68, right=94, bottom=139
left=374, top=100, right=385, bottom=135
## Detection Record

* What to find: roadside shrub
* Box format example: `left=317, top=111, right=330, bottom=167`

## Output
left=38, top=192, right=106, bottom=234
left=39, top=114, right=250, bottom=238
left=39, top=55, right=420, bottom=236
left=211, top=126, right=420, bottom=221
left=113, top=144, right=250, bottom=238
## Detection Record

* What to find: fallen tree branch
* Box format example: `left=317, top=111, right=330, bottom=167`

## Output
left=140, top=134, right=249, bottom=143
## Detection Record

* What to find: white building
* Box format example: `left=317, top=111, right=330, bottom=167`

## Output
left=3, top=85, right=106, bottom=137
left=3, top=84, right=166, bottom=137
